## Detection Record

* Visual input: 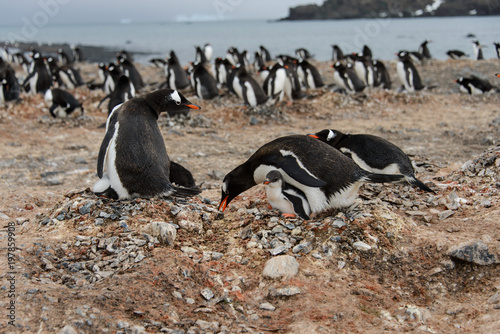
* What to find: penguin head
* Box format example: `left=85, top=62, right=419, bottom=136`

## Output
left=496, top=73, right=500, bottom=78
left=308, top=129, right=345, bottom=147
left=144, top=89, right=200, bottom=116
left=218, top=164, right=254, bottom=212
left=456, top=77, right=464, bottom=83
left=263, top=170, right=284, bottom=189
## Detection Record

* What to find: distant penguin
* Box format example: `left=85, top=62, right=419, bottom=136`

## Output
left=283, top=59, right=306, bottom=100
left=362, top=45, right=373, bottom=60
left=309, top=129, right=434, bottom=193
left=262, top=62, right=290, bottom=103
left=93, top=89, right=201, bottom=200
left=0, top=65, right=20, bottom=102
left=47, top=57, right=84, bottom=89
left=12, top=52, right=30, bottom=74
left=203, top=43, right=213, bottom=62
left=232, top=66, right=268, bottom=107
left=165, top=51, right=191, bottom=90
left=263, top=170, right=311, bottom=220
left=195, top=45, right=208, bottom=64
left=372, top=60, right=391, bottom=89
left=297, top=59, right=324, bottom=89
left=455, top=76, right=493, bottom=95
left=295, top=48, right=313, bottom=60
left=57, top=48, right=72, bottom=65
left=331, top=45, right=344, bottom=62
left=22, top=52, right=51, bottom=94
left=214, top=57, right=231, bottom=87
left=226, top=47, right=241, bottom=66
left=103, top=63, right=122, bottom=94
left=418, top=40, right=432, bottom=59
left=494, top=42, right=500, bottom=59
left=332, top=61, right=365, bottom=94
left=218, top=135, right=404, bottom=214
left=259, top=45, right=272, bottom=62
left=254, top=51, right=265, bottom=71
left=472, top=40, right=484, bottom=60
left=189, top=62, right=219, bottom=100
left=98, top=75, right=135, bottom=115
left=71, top=45, right=82, bottom=62
left=396, top=51, right=424, bottom=92
left=44, top=88, right=83, bottom=118
left=352, top=53, right=375, bottom=87
left=117, top=53, right=144, bottom=90
left=446, top=50, right=468, bottom=59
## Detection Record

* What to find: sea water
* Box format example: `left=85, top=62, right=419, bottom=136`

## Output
left=1, top=16, right=499, bottom=64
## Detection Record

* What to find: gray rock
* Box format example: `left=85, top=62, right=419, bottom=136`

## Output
left=438, top=210, right=455, bottom=220
left=262, top=255, right=299, bottom=279
left=200, top=288, right=215, bottom=300
left=240, top=225, right=253, bottom=240
left=447, top=240, right=497, bottom=265
left=58, top=325, right=78, bottom=334
left=269, top=286, right=302, bottom=297
left=353, top=241, right=372, bottom=251
left=488, top=291, right=500, bottom=304
left=144, top=221, right=177, bottom=246
left=259, top=302, right=276, bottom=311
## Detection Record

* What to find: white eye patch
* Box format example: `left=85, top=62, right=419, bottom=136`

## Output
left=327, top=130, right=336, bottom=141
left=170, top=90, right=181, bottom=104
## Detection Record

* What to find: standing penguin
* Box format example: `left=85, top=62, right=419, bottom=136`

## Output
left=194, top=45, right=208, bottom=64
left=396, top=51, right=424, bottom=92
left=259, top=45, right=272, bottom=62
left=165, top=50, right=191, bottom=90
left=309, top=129, right=434, bottom=193
left=418, top=40, right=432, bottom=59
left=214, top=57, right=231, bottom=88
left=372, top=59, right=391, bottom=89
left=117, top=52, right=144, bottom=90
left=332, top=62, right=365, bottom=94
left=57, top=48, right=73, bottom=65
left=263, top=170, right=311, bottom=220
left=493, top=42, right=500, bottom=59
left=297, top=59, right=324, bottom=89
left=22, top=52, right=51, bottom=95
left=352, top=53, right=375, bottom=87
left=0, top=64, right=20, bottom=103
left=44, top=88, right=84, bottom=118
left=189, top=62, right=219, bottom=100
left=472, top=40, right=484, bottom=60
left=97, top=75, right=135, bottom=115
left=331, top=45, right=344, bottom=62
left=203, top=43, right=213, bottom=62
left=218, top=135, right=404, bottom=214
left=47, top=57, right=84, bottom=89
left=295, top=48, right=313, bottom=60
left=232, top=66, right=268, bottom=107
left=262, top=62, right=290, bottom=103
left=71, top=44, right=82, bottom=62
left=93, top=89, right=201, bottom=200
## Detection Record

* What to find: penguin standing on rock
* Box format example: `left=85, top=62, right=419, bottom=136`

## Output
left=218, top=135, right=404, bottom=215
left=44, top=88, right=83, bottom=118
left=309, top=129, right=434, bottom=193
left=93, top=89, right=202, bottom=200
left=396, top=51, right=424, bottom=92
left=263, top=170, right=311, bottom=220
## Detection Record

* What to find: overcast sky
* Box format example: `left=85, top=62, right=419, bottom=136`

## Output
left=0, top=0, right=323, bottom=26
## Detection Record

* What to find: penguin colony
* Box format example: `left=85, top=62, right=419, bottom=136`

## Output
left=0, top=36, right=498, bottom=218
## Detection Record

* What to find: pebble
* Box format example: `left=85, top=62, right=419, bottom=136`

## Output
left=262, top=255, right=299, bottom=279
left=353, top=241, right=372, bottom=251
left=438, top=210, right=455, bottom=220
left=269, top=286, right=302, bottom=297
left=200, top=288, right=215, bottom=300
left=144, top=221, right=177, bottom=246
left=259, top=302, right=276, bottom=311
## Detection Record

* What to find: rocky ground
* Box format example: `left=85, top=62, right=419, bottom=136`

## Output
left=0, top=57, right=499, bottom=334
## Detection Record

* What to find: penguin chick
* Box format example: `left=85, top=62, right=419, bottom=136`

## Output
left=263, top=170, right=311, bottom=220
left=309, top=129, right=434, bottom=193
left=93, top=89, right=201, bottom=199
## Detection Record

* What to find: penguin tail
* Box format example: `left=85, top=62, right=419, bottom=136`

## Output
left=169, top=185, right=202, bottom=198
left=364, top=172, right=405, bottom=184
left=406, top=176, right=435, bottom=193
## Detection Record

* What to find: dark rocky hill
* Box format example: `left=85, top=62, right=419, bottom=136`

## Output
left=283, top=0, right=500, bottom=20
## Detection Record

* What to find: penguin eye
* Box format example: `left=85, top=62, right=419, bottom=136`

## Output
left=175, top=100, right=181, bottom=106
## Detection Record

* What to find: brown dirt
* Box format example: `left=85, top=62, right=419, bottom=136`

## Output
left=0, top=58, right=499, bottom=333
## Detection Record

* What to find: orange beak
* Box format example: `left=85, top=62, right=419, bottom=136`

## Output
left=308, top=134, right=319, bottom=139
left=186, top=103, right=201, bottom=110
left=218, top=196, right=228, bottom=212
left=496, top=73, right=500, bottom=78
left=263, top=180, right=271, bottom=185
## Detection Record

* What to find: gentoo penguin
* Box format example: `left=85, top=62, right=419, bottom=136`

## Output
left=218, top=135, right=404, bottom=214
left=93, top=89, right=201, bottom=200
left=362, top=45, right=373, bottom=60
left=262, top=62, right=290, bottom=103
left=418, top=40, right=432, bottom=59
left=103, top=63, right=122, bottom=94
left=396, top=51, right=424, bottom=92
left=0, top=65, right=20, bottom=103
left=71, top=45, right=82, bottom=62
left=203, top=43, right=213, bottom=62
left=297, top=59, right=324, bottom=89
left=282, top=58, right=306, bottom=100
left=331, top=45, right=344, bottom=62
left=189, top=62, right=219, bottom=100
left=494, top=42, right=500, bottom=59
left=47, top=57, right=84, bottom=89
left=165, top=50, right=191, bottom=90
left=309, top=129, right=434, bottom=193
left=446, top=50, right=468, bottom=59
left=97, top=75, right=135, bottom=115
left=295, top=48, right=313, bottom=60
left=352, top=52, right=375, bottom=87
left=44, top=88, right=83, bottom=118
left=263, top=170, right=311, bottom=220
left=57, top=48, right=72, bottom=65
left=259, top=45, right=272, bottom=62
left=472, top=40, right=484, bottom=60
left=22, top=52, right=51, bottom=94
left=254, top=51, right=265, bottom=71
left=455, top=76, right=493, bottom=95
left=117, top=52, right=144, bottom=90
left=12, top=52, right=30, bottom=74
left=231, top=66, right=267, bottom=107
left=195, top=45, right=208, bottom=64
left=150, top=58, right=167, bottom=68
left=226, top=47, right=241, bottom=66
left=372, top=60, right=391, bottom=89
left=214, top=57, right=231, bottom=87
left=332, top=61, right=365, bottom=94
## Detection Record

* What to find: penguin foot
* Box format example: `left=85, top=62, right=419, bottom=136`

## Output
left=282, top=213, right=297, bottom=219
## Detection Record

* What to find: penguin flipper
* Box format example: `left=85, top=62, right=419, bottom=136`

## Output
left=96, top=116, right=117, bottom=178
left=269, top=153, right=327, bottom=188
left=160, top=184, right=201, bottom=198
left=97, top=94, right=111, bottom=109
left=284, top=190, right=310, bottom=220
left=170, top=161, right=196, bottom=188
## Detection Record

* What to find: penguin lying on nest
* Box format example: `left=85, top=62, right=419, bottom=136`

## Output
left=218, top=135, right=404, bottom=217
left=93, top=89, right=201, bottom=200
left=309, top=129, right=434, bottom=193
